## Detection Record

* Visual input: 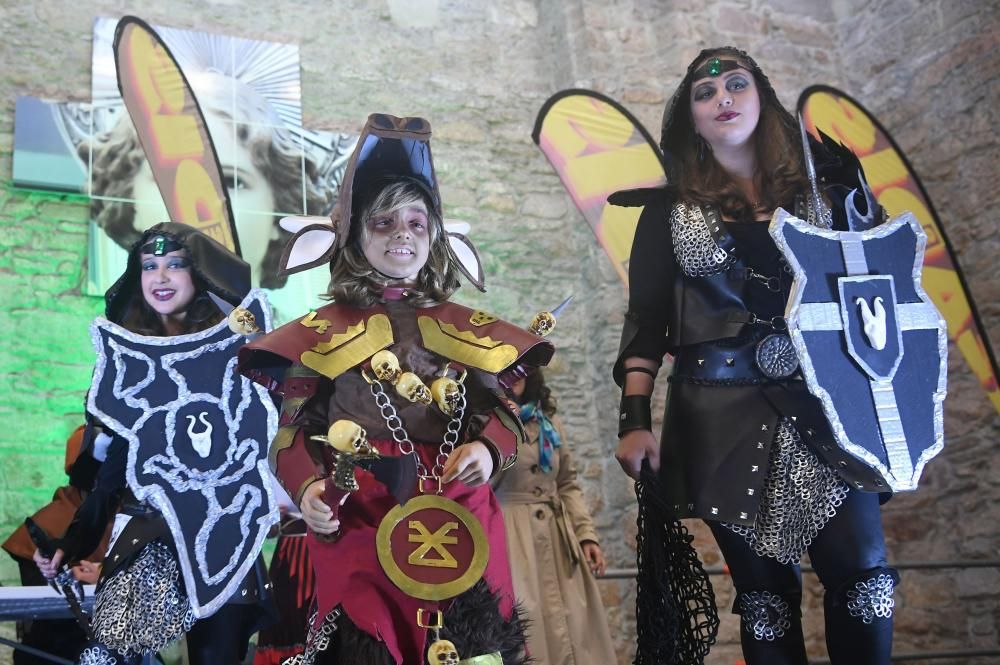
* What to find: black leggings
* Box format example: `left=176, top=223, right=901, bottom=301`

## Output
left=708, top=488, right=895, bottom=665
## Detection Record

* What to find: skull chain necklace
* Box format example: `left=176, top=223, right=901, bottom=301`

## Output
left=366, top=375, right=468, bottom=483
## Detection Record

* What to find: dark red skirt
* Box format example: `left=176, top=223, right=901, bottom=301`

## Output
left=305, top=439, right=515, bottom=665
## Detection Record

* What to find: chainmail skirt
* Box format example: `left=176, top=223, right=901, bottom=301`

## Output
left=90, top=539, right=196, bottom=658
left=723, top=418, right=849, bottom=564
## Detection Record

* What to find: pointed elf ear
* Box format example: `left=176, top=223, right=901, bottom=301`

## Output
left=446, top=232, right=485, bottom=292
left=278, top=216, right=338, bottom=275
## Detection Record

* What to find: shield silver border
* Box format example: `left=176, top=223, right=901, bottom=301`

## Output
left=769, top=210, right=947, bottom=491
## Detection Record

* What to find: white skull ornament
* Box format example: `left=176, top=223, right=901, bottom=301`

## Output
left=371, top=349, right=402, bottom=383
left=430, top=377, right=462, bottom=416
left=427, top=639, right=460, bottom=665
left=528, top=311, right=556, bottom=337
left=396, top=372, right=433, bottom=405
left=227, top=307, right=260, bottom=336
left=326, top=419, right=368, bottom=454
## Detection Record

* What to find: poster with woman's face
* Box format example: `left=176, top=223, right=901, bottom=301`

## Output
left=23, top=17, right=357, bottom=324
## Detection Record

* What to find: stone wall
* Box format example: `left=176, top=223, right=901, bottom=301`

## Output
left=834, top=0, right=1000, bottom=661
left=0, top=1, right=996, bottom=663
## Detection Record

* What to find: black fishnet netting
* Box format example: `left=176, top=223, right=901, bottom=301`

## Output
left=633, top=472, right=719, bottom=665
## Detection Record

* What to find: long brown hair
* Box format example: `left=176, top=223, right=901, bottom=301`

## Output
left=665, top=49, right=809, bottom=221
left=519, top=369, right=557, bottom=416
left=326, top=179, right=461, bottom=307
left=117, top=273, right=223, bottom=337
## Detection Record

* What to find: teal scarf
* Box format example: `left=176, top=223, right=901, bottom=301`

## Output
left=518, top=401, right=561, bottom=473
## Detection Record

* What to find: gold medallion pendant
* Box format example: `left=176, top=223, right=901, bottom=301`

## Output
left=375, top=494, right=489, bottom=601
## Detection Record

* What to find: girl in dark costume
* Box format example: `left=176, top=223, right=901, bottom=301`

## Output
left=239, top=114, right=550, bottom=665
left=614, top=48, right=897, bottom=665
left=35, top=222, right=272, bottom=665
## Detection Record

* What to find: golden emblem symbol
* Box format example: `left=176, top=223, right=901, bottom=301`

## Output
left=407, top=520, right=459, bottom=568
left=376, top=494, right=488, bottom=601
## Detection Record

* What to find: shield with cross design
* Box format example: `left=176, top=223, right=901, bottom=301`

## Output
left=87, top=290, right=279, bottom=618
left=770, top=210, right=947, bottom=492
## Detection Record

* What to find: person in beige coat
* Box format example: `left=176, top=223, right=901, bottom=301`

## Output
left=494, top=370, right=617, bottom=665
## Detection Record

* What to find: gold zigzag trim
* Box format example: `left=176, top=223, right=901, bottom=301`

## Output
left=417, top=317, right=519, bottom=373
left=300, top=314, right=394, bottom=380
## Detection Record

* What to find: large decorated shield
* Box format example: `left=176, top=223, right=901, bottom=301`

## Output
left=771, top=210, right=947, bottom=492
left=87, top=290, right=279, bottom=617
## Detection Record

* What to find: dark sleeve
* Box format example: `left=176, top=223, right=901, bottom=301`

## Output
left=612, top=197, right=677, bottom=385
left=67, top=422, right=104, bottom=491
left=463, top=369, right=524, bottom=475
left=67, top=451, right=101, bottom=491
left=272, top=373, right=329, bottom=505
left=58, top=436, right=128, bottom=562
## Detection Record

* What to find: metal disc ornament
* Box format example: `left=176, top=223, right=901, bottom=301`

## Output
left=376, top=494, right=489, bottom=601
left=755, top=334, right=799, bottom=379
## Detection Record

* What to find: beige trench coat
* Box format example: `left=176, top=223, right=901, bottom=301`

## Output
left=492, top=416, right=616, bottom=665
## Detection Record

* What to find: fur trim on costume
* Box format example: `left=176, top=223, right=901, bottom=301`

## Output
left=323, top=579, right=529, bottom=665
left=329, top=612, right=396, bottom=665
left=440, top=579, right=530, bottom=665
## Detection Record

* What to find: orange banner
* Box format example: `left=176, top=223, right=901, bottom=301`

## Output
left=801, top=85, right=999, bottom=412
left=532, top=90, right=666, bottom=285
left=113, top=16, right=239, bottom=253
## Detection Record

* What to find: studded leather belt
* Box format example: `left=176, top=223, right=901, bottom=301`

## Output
left=672, top=336, right=801, bottom=384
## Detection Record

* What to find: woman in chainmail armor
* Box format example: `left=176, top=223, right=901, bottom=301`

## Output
left=613, top=47, right=897, bottom=665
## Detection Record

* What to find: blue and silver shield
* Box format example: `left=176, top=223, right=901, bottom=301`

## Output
left=770, top=210, right=947, bottom=491
left=87, top=290, right=279, bottom=617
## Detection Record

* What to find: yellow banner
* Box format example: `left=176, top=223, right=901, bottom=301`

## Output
left=532, top=90, right=666, bottom=285
left=113, top=16, right=239, bottom=253
left=801, top=85, right=999, bottom=412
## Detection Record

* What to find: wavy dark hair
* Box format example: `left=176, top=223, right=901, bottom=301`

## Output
left=663, top=47, right=809, bottom=221
left=117, top=270, right=223, bottom=337
left=326, top=179, right=461, bottom=307
left=518, top=369, right=557, bottom=416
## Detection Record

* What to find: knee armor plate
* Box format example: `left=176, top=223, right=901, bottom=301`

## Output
left=846, top=572, right=896, bottom=624
left=737, top=590, right=792, bottom=641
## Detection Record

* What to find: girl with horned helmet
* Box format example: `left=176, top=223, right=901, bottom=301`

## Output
left=614, top=47, right=897, bottom=664
left=239, top=113, right=553, bottom=665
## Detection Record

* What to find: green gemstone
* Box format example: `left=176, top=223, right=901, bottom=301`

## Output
left=708, top=58, right=722, bottom=76
left=153, top=236, right=166, bottom=256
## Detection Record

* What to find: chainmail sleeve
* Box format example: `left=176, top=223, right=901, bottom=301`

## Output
left=58, top=436, right=128, bottom=562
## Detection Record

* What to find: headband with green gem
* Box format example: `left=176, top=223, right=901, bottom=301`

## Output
left=691, top=57, right=744, bottom=81
left=141, top=234, right=184, bottom=256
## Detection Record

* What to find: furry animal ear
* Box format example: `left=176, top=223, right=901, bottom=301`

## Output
left=446, top=231, right=485, bottom=292
left=278, top=216, right=338, bottom=275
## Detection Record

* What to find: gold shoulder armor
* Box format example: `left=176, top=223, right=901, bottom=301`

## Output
left=417, top=316, right=519, bottom=373
left=300, top=313, right=394, bottom=380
